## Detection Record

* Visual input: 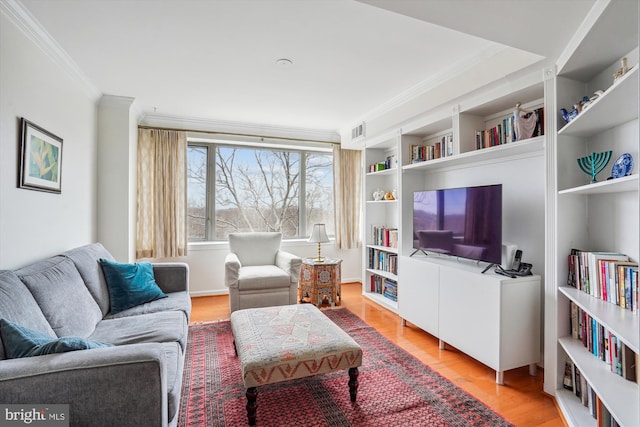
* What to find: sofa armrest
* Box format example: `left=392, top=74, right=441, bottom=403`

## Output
left=0, top=343, right=170, bottom=426
left=276, top=251, right=302, bottom=283
left=152, top=262, right=189, bottom=293
left=225, top=253, right=241, bottom=289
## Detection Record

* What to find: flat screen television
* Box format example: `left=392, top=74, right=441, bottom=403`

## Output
left=413, top=184, right=502, bottom=265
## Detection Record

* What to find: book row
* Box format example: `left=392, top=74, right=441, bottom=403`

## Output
left=570, top=301, right=638, bottom=383
left=369, top=275, right=397, bottom=302
left=475, top=107, right=544, bottom=149
left=368, top=154, right=397, bottom=173
left=567, top=249, right=638, bottom=313
left=368, top=248, right=398, bottom=275
left=409, top=133, right=453, bottom=163
left=370, top=225, right=398, bottom=248
left=563, top=358, right=621, bottom=426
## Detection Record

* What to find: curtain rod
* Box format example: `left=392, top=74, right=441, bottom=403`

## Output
left=137, top=125, right=341, bottom=146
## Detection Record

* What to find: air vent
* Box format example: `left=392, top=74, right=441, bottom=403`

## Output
left=351, top=122, right=366, bottom=141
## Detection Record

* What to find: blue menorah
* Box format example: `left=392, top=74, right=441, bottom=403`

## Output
left=577, top=151, right=612, bottom=183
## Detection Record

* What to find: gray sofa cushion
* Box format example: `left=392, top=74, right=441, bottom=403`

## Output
left=89, top=311, right=188, bottom=350
left=0, top=271, right=56, bottom=360
left=63, top=243, right=115, bottom=316
left=104, top=291, right=191, bottom=321
left=15, top=256, right=103, bottom=338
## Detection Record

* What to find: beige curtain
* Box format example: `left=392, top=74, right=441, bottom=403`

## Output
left=333, top=145, right=362, bottom=249
left=136, top=128, right=187, bottom=259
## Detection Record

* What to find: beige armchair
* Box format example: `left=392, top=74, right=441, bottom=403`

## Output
left=225, top=232, right=302, bottom=313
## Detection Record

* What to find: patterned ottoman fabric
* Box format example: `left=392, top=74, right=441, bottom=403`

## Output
left=230, top=304, right=362, bottom=388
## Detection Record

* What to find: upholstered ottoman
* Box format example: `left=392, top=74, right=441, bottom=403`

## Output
left=230, top=304, right=363, bottom=425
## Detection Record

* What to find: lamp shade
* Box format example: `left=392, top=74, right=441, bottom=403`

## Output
left=308, top=224, right=329, bottom=243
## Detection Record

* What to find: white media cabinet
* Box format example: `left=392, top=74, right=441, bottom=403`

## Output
left=399, top=254, right=541, bottom=385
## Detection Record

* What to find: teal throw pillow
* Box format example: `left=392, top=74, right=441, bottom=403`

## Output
left=99, top=258, right=167, bottom=314
left=0, top=319, right=111, bottom=359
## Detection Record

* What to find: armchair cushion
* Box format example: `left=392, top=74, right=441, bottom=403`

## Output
left=229, top=232, right=281, bottom=266
left=236, top=265, right=291, bottom=291
left=0, top=319, right=111, bottom=359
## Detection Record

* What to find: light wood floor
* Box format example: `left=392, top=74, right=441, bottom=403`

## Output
left=190, top=282, right=566, bottom=427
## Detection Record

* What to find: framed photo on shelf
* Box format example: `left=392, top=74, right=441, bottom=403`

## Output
left=18, top=118, right=63, bottom=194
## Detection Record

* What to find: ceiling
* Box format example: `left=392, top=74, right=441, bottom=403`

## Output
left=15, top=0, right=595, bottom=136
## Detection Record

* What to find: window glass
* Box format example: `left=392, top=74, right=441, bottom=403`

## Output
left=187, top=145, right=208, bottom=240
left=187, top=141, right=333, bottom=241
left=305, top=152, right=334, bottom=237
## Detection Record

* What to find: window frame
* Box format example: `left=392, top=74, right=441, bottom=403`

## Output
left=186, top=138, right=333, bottom=242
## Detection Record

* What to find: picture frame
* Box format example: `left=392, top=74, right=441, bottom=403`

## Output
left=18, top=118, right=63, bottom=193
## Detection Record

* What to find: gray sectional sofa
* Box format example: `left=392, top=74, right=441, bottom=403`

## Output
left=0, top=243, right=191, bottom=427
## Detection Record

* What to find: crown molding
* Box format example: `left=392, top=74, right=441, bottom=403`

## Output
left=365, top=44, right=507, bottom=122
left=139, top=113, right=341, bottom=143
left=1, top=0, right=101, bottom=100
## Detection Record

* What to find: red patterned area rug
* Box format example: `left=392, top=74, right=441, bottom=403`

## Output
left=178, top=308, right=513, bottom=427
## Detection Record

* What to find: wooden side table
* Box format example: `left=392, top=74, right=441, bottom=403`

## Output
left=298, top=258, right=342, bottom=307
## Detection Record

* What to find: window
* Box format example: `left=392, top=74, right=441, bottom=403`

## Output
left=187, top=139, right=334, bottom=241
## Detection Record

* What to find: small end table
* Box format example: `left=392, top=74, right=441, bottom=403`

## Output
left=298, top=257, right=342, bottom=307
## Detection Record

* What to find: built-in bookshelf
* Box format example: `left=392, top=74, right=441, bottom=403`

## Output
left=362, top=133, right=400, bottom=312
left=547, top=1, right=639, bottom=426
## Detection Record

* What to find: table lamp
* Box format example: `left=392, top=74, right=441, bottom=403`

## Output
left=309, top=223, right=329, bottom=262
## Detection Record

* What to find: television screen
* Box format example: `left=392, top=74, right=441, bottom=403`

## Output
left=413, top=184, right=502, bottom=265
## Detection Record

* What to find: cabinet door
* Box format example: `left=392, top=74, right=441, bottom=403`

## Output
left=439, top=266, right=500, bottom=370
left=398, top=256, right=438, bottom=336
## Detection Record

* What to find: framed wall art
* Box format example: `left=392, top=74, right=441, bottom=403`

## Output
left=18, top=118, right=63, bottom=193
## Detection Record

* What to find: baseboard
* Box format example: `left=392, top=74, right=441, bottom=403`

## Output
left=190, top=289, right=229, bottom=297
left=189, top=280, right=361, bottom=298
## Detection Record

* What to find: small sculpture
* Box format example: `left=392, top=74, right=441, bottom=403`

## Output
left=373, top=189, right=384, bottom=201
left=560, top=96, right=589, bottom=123
left=384, top=192, right=395, bottom=201
left=560, top=106, right=579, bottom=123
left=581, top=90, right=604, bottom=110
left=613, top=57, right=629, bottom=83
left=577, top=151, right=612, bottom=183
left=513, top=103, right=538, bottom=141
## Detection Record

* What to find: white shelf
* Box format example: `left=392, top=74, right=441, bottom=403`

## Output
left=558, top=66, right=639, bottom=138
left=554, top=389, right=597, bottom=427
left=559, top=286, right=639, bottom=353
left=366, top=199, right=398, bottom=204
left=366, top=268, right=397, bottom=282
left=366, top=244, right=398, bottom=254
left=366, top=168, right=397, bottom=177
left=559, top=336, right=639, bottom=427
left=363, top=290, right=398, bottom=312
left=402, top=136, right=544, bottom=173
left=559, top=174, right=638, bottom=195
left=556, top=0, right=638, bottom=81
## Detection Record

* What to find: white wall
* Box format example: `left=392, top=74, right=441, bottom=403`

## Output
left=0, top=11, right=98, bottom=269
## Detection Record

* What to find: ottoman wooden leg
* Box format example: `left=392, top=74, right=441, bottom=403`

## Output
left=348, top=367, right=359, bottom=402
left=246, top=387, right=258, bottom=426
